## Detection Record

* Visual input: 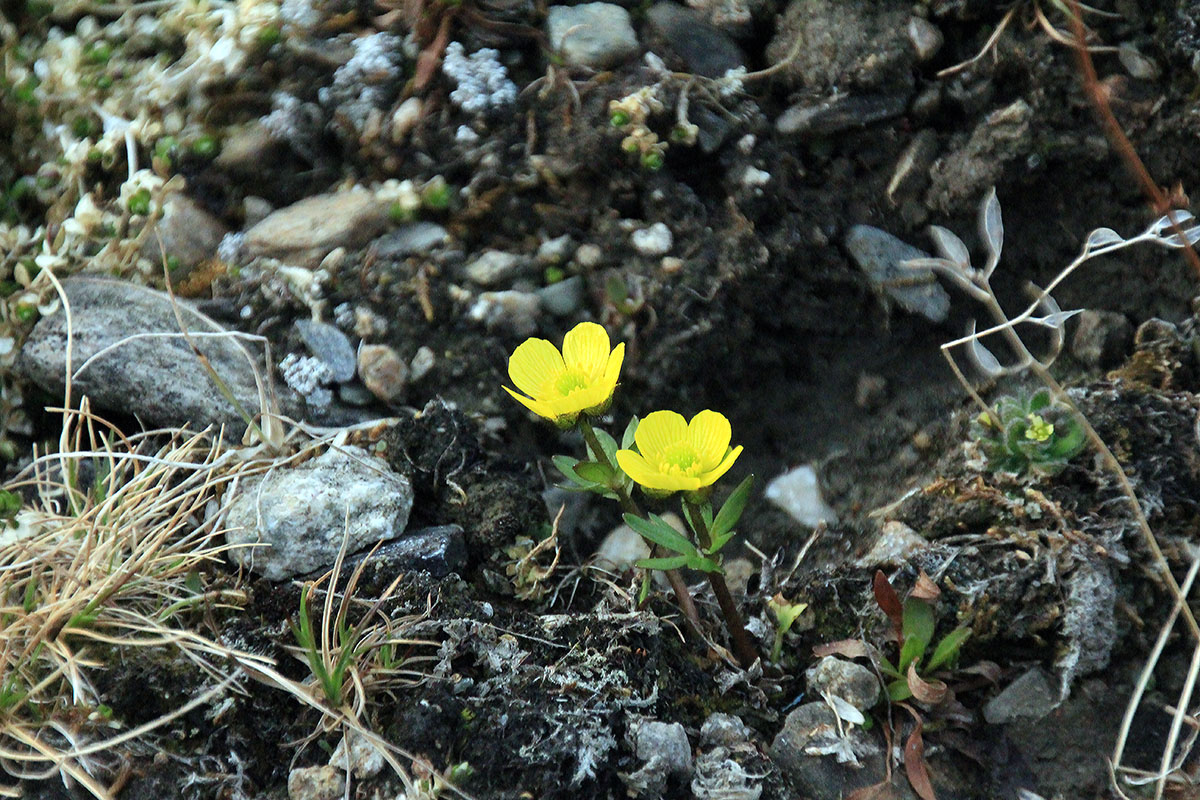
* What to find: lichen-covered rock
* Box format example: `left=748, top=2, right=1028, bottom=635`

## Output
left=547, top=3, right=640, bottom=70
left=221, top=445, right=413, bottom=580
left=16, top=277, right=300, bottom=433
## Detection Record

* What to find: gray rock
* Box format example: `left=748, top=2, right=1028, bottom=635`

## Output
left=287, top=765, right=345, bottom=800
left=776, top=93, right=908, bottom=137
left=765, top=0, right=914, bottom=91
left=853, top=520, right=929, bottom=568
left=1070, top=310, right=1132, bottom=367
left=983, top=667, right=1056, bottom=724
left=467, top=290, right=542, bottom=337
left=222, top=446, right=414, bottom=580
left=357, top=343, right=408, bottom=403
left=646, top=2, right=746, bottom=77
left=16, top=277, right=299, bottom=432
left=907, top=17, right=944, bottom=62
left=537, top=234, right=575, bottom=265
left=409, top=345, right=436, bottom=383
left=244, top=190, right=390, bottom=268
left=692, top=750, right=763, bottom=800
left=805, top=656, right=880, bottom=712
left=140, top=194, right=229, bottom=270
left=631, top=223, right=673, bottom=256
left=295, top=319, right=356, bottom=382
left=684, top=0, right=751, bottom=35
left=593, top=521, right=652, bottom=573
left=624, top=718, right=693, bottom=798
left=370, top=222, right=449, bottom=259
left=769, top=703, right=885, bottom=798
left=243, top=196, right=274, bottom=228
left=926, top=99, right=1032, bottom=214
left=465, top=250, right=526, bottom=286
left=700, top=713, right=751, bottom=747
left=764, top=465, right=838, bottom=528
left=547, top=3, right=640, bottom=70
left=537, top=275, right=585, bottom=317
left=844, top=224, right=952, bottom=322
left=330, top=525, right=468, bottom=583
left=329, top=732, right=385, bottom=779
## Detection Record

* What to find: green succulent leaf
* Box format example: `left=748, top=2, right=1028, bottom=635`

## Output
left=925, top=627, right=971, bottom=672
left=573, top=460, right=615, bottom=485
left=899, top=598, right=935, bottom=673
left=1027, top=387, right=1052, bottom=413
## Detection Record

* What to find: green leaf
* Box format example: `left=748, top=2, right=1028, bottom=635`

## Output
left=621, top=416, right=639, bottom=450
left=887, top=677, right=913, bottom=702
left=624, top=513, right=696, bottom=556
left=553, top=455, right=585, bottom=482
left=878, top=655, right=901, bottom=679
left=899, top=598, right=935, bottom=672
left=925, top=627, right=971, bottom=672
left=636, top=555, right=690, bottom=571
left=1046, top=419, right=1086, bottom=459
left=711, top=475, right=754, bottom=542
left=588, top=428, right=619, bottom=463
left=706, top=526, right=737, bottom=555
left=573, top=461, right=615, bottom=485
left=1028, top=387, right=1052, bottom=413
left=637, top=571, right=652, bottom=605
left=685, top=553, right=723, bottom=573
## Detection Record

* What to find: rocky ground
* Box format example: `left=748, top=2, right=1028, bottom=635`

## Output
left=4, top=0, right=1200, bottom=798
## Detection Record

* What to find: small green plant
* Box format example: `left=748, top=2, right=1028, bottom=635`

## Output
left=873, top=571, right=970, bottom=704
left=970, top=387, right=1086, bottom=476
left=505, top=322, right=758, bottom=667
left=766, top=593, right=808, bottom=663
left=290, top=582, right=367, bottom=708
left=0, top=490, right=20, bottom=530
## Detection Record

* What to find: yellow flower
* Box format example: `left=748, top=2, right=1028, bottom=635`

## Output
left=616, top=410, right=743, bottom=493
left=504, top=322, right=625, bottom=425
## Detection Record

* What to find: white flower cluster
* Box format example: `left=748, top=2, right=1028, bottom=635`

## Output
left=442, top=42, right=517, bottom=113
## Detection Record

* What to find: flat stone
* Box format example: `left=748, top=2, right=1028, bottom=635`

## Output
left=287, top=765, right=345, bottom=800
left=765, top=0, right=914, bottom=91
left=624, top=718, right=692, bottom=797
left=15, top=277, right=300, bottom=432
left=537, top=275, right=585, bottom=317
left=700, top=713, right=751, bottom=747
left=769, top=703, right=885, bottom=798
left=844, top=224, right=951, bottom=322
left=805, top=656, right=880, bottom=712
left=222, top=445, right=414, bottom=580
left=244, top=190, right=390, bottom=268
left=467, top=290, right=541, bottom=337
left=369, top=222, right=449, bottom=259
left=776, top=93, right=908, bottom=137
left=983, top=667, right=1056, bottom=725
left=646, top=2, right=746, bottom=77
left=547, top=3, right=640, bottom=70
left=330, top=525, right=468, bottom=586
left=764, top=465, right=838, bottom=528
left=295, top=319, right=356, bottom=382
left=465, top=249, right=526, bottom=287
left=140, top=193, right=229, bottom=270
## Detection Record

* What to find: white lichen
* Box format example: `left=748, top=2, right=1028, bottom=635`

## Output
left=442, top=42, right=517, bottom=113
left=278, top=353, right=334, bottom=408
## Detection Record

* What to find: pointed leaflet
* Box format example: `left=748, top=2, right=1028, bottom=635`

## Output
left=980, top=187, right=1003, bottom=278
left=623, top=513, right=696, bottom=556
left=928, top=225, right=971, bottom=267
left=709, top=475, right=754, bottom=550
left=1083, top=227, right=1124, bottom=254
left=898, top=598, right=935, bottom=672
left=621, top=415, right=639, bottom=449
left=1147, top=210, right=1195, bottom=237
left=587, top=427, right=619, bottom=463
left=925, top=627, right=971, bottom=672
left=636, top=555, right=689, bottom=571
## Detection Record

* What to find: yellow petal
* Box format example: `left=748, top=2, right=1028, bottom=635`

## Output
left=688, top=410, right=732, bottom=470
left=617, top=449, right=700, bottom=493
left=698, top=445, right=743, bottom=487
left=503, top=386, right=557, bottom=420
left=634, top=410, right=688, bottom=462
left=508, top=338, right=565, bottom=398
left=562, top=322, right=612, bottom=379
left=602, top=342, right=625, bottom=392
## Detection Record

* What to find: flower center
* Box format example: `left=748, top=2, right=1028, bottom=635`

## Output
left=553, top=370, right=589, bottom=397
left=660, top=445, right=701, bottom=476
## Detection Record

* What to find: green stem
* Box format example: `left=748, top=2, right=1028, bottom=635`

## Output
left=577, top=418, right=703, bottom=633
left=685, top=497, right=759, bottom=669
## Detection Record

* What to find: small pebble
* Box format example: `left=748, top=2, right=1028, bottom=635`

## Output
left=410, top=345, right=436, bottom=383
left=631, top=222, right=673, bottom=256
left=574, top=243, right=603, bottom=269
left=357, top=343, right=408, bottom=403
left=465, top=250, right=526, bottom=286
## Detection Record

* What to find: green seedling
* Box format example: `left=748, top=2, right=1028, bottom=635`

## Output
left=290, top=582, right=366, bottom=707
left=874, top=571, right=970, bottom=704
left=767, top=593, right=808, bottom=663
left=971, top=387, right=1086, bottom=476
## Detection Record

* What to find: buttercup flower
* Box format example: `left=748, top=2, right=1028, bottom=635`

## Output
left=504, top=321, right=625, bottom=425
left=616, top=410, right=742, bottom=494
